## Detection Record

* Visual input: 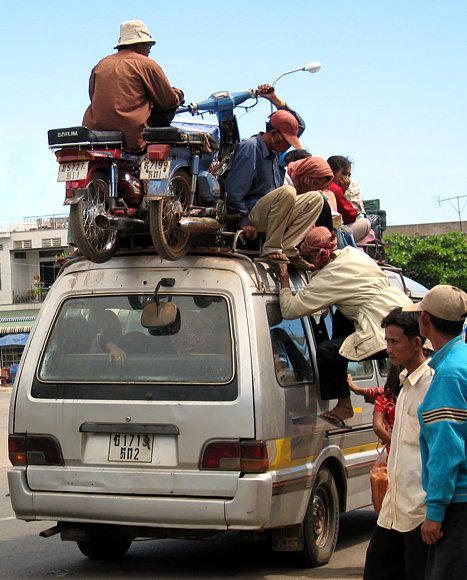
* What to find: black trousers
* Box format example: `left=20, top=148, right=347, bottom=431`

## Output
left=425, top=503, right=467, bottom=580
left=316, top=338, right=387, bottom=400
left=363, top=523, right=428, bottom=580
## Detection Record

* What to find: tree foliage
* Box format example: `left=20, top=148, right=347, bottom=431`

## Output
left=384, top=232, right=467, bottom=290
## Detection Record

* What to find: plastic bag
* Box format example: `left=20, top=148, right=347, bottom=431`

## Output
left=370, top=446, right=388, bottom=514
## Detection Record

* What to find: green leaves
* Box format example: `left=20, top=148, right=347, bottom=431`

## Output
left=385, top=232, right=467, bottom=290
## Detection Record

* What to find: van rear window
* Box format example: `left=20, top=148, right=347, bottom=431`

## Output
left=32, top=294, right=236, bottom=401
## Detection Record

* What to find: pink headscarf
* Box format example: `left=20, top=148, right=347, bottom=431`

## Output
left=287, top=157, right=334, bottom=190
left=300, top=226, right=338, bottom=268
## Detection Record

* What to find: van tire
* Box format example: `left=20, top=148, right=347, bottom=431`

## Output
left=298, top=465, right=339, bottom=567
left=77, top=537, right=132, bottom=560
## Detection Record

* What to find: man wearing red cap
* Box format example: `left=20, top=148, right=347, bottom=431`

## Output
left=225, top=88, right=323, bottom=268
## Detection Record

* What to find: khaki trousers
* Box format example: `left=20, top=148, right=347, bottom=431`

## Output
left=248, top=186, right=324, bottom=256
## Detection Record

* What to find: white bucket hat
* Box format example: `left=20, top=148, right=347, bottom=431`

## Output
left=114, top=20, right=156, bottom=49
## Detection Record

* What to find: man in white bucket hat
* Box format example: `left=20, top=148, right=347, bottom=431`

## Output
left=83, top=20, right=184, bottom=152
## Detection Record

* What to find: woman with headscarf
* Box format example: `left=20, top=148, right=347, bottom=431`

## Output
left=287, top=157, right=336, bottom=217
left=277, top=227, right=412, bottom=427
left=287, top=157, right=357, bottom=249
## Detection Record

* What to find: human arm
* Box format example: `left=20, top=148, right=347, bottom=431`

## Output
left=329, top=182, right=357, bottom=224
left=105, top=341, right=127, bottom=368
left=421, top=520, right=443, bottom=545
left=278, top=263, right=290, bottom=289
left=418, top=375, right=467, bottom=523
left=372, top=410, right=392, bottom=446
left=347, top=374, right=366, bottom=397
left=279, top=262, right=337, bottom=319
left=143, top=60, right=184, bottom=110
left=358, top=386, right=385, bottom=404
left=257, top=84, right=305, bottom=137
left=241, top=225, right=258, bottom=240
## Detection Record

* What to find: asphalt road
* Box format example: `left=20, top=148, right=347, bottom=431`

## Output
left=0, top=388, right=376, bottom=579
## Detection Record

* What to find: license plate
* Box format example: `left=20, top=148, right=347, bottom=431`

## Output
left=140, top=159, right=171, bottom=180
left=108, top=433, right=154, bottom=463
left=57, top=161, right=89, bottom=182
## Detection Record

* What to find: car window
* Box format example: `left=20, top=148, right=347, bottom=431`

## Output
left=348, top=360, right=374, bottom=380
left=34, top=294, right=236, bottom=401
left=267, top=303, right=315, bottom=386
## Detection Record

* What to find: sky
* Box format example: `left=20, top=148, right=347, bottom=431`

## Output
left=1, top=0, right=467, bottom=228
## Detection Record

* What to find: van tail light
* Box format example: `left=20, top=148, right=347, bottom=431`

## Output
left=147, top=144, right=170, bottom=160
left=9, top=435, right=64, bottom=466
left=201, top=440, right=268, bottom=473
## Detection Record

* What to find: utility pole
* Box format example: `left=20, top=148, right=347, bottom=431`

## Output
left=436, top=194, right=467, bottom=231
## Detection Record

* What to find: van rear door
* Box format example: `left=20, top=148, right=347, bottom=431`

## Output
left=12, top=269, right=254, bottom=500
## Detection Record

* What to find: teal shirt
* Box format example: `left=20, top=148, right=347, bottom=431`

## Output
left=418, top=336, right=467, bottom=521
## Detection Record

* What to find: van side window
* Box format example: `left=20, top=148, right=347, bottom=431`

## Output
left=348, top=360, right=374, bottom=380
left=266, top=303, right=315, bottom=386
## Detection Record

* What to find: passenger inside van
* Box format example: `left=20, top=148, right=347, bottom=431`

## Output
left=270, top=327, right=312, bottom=383
left=277, top=226, right=412, bottom=428
left=91, top=309, right=127, bottom=367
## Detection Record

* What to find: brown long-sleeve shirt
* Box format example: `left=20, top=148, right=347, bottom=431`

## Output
left=83, top=51, right=184, bottom=152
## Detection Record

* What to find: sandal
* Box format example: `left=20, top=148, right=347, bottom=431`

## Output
left=263, top=253, right=290, bottom=263
left=288, top=256, right=314, bottom=271
left=319, top=412, right=352, bottom=430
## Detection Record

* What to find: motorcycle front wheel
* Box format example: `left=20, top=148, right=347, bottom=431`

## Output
left=149, top=170, right=191, bottom=261
left=69, top=171, right=121, bottom=263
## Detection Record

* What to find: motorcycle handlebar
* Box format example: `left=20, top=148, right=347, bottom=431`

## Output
left=176, top=88, right=258, bottom=116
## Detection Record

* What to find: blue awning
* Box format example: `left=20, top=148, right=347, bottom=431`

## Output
left=0, top=333, right=29, bottom=346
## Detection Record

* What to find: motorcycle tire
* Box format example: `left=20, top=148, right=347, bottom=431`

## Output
left=149, top=170, right=191, bottom=261
left=70, top=171, right=121, bottom=264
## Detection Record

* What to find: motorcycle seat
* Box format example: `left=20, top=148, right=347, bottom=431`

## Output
left=143, top=127, right=219, bottom=151
left=48, top=126, right=123, bottom=147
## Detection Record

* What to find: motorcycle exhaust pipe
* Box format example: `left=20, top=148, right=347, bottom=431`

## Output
left=179, top=217, right=221, bottom=234
left=95, top=214, right=146, bottom=233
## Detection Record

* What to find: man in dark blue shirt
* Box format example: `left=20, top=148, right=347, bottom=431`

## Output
left=225, top=90, right=323, bottom=268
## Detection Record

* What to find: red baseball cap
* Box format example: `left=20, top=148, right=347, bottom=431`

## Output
left=269, top=110, right=302, bottom=149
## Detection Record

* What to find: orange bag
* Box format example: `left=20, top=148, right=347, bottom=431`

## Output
left=370, top=446, right=388, bottom=514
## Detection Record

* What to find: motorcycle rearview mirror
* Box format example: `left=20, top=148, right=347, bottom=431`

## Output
left=141, top=278, right=179, bottom=331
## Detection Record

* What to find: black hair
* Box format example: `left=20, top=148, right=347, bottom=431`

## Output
left=381, top=307, right=424, bottom=399
left=381, top=307, right=423, bottom=341
left=426, top=313, right=465, bottom=338
left=283, top=149, right=312, bottom=166
left=327, top=155, right=352, bottom=175
left=384, top=363, right=403, bottom=399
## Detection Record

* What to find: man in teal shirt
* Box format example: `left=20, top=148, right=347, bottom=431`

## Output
left=404, top=285, right=467, bottom=580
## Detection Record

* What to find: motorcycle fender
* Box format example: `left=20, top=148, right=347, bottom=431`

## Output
left=63, top=188, right=87, bottom=206
left=144, top=159, right=189, bottom=201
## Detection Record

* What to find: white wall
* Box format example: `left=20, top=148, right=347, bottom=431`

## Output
left=0, top=227, right=67, bottom=305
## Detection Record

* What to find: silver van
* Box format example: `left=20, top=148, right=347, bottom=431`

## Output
left=7, top=252, right=417, bottom=566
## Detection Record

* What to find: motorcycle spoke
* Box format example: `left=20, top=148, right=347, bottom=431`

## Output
left=83, top=180, right=117, bottom=251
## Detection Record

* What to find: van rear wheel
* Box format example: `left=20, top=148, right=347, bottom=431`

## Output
left=298, top=466, right=339, bottom=567
left=77, top=536, right=132, bottom=560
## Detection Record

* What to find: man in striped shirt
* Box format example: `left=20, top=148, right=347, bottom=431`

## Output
left=403, top=285, right=467, bottom=580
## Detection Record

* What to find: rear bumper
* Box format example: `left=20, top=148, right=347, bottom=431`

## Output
left=8, top=470, right=273, bottom=531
